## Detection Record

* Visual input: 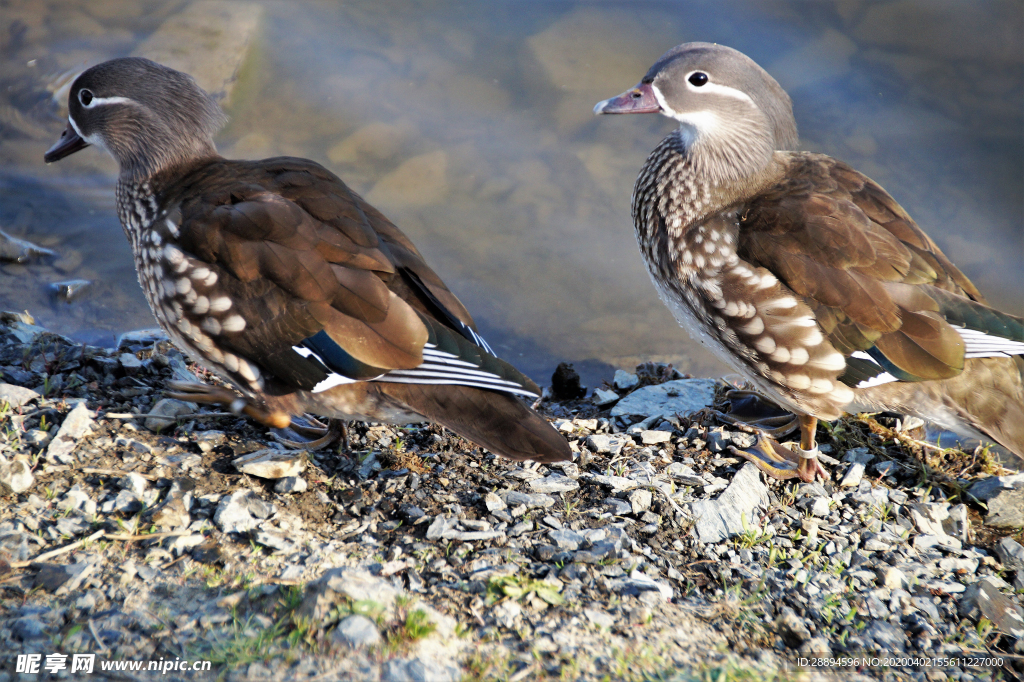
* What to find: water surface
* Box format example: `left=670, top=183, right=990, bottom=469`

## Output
left=1, top=0, right=1021, bottom=389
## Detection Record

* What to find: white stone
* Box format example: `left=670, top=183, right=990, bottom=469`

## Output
left=839, top=462, right=865, bottom=488
left=585, top=434, right=628, bottom=455
left=45, top=402, right=95, bottom=463
left=133, top=0, right=262, bottom=108
left=274, top=477, right=307, bottom=494
left=233, top=449, right=305, bottom=479
left=529, top=474, right=579, bottom=494
left=628, top=489, right=652, bottom=515
left=214, top=490, right=262, bottom=534
left=592, top=388, right=619, bottom=406
left=878, top=567, right=907, bottom=590
left=484, top=492, right=506, bottom=513
left=612, top=370, right=639, bottom=391
left=144, top=398, right=194, bottom=433
left=587, top=474, right=637, bottom=492
left=0, top=383, right=40, bottom=408
left=332, top=615, right=381, bottom=648
left=610, top=379, right=717, bottom=420
left=492, top=600, right=522, bottom=629
left=0, top=455, right=34, bottom=494
left=688, top=463, right=771, bottom=543
left=583, top=607, right=615, bottom=629
left=640, top=430, right=672, bottom=445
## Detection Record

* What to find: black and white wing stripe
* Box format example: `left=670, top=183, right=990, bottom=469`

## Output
left=401, top=267, right=496, bottom=356
left=380, top=343, right=537, bottom=397
left=957, top=328, right=1024, bottom=359
left=290, top=344, right=372, bottom=392
left=454, top=322, right=495, bottom=357
left=843, top=327, right=1024, bottom=389
left=290, top=321, right=537, bottom=398
left=844, top=351, right=897, bottom=388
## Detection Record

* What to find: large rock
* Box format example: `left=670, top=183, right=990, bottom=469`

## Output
left=0, top=311, right=49, bottom=344
left=969, top=475, right=1024, bottom=528
left=687, top=463, right=770, bottom=543
left=214, top=489, right=273, bottom=534
left=133, top=0, right=262, bottom=107
left=584, top=434, right=628, bottom=455
left=612, top=370, right=639, bottom=392
left=958, top=576, right=1024, bottom=642
left=367, top=151, right=449, bottom=208
left=529, top=474, right=579, bottom=494
left=527, top=9, right=673, bottom=132
left=298, top=567, right=399, bottom=622
left=0, top=383, right=40, bottom=409
left=611, top=379, right=717, bottom=420
left=45, top=402, right=94, bottom=464
left=380, top=657, right=460, bottom=682
left=34, top=562, right=97, bottom=595
left=500, top=491, right=555, bottom=509
left=327, top=121, right=413, bottom=164
left=994, top=538, right=1024, bottom=571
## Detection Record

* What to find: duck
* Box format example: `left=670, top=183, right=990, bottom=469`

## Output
left=594, top=42, right=1024, bottom=482
left=45, top=57, right=570, bottom=464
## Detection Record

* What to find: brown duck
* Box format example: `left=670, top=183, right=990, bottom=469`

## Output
left=45, top=57, right=570, bottom=464
left=595, top=42, right=1024, bottom=481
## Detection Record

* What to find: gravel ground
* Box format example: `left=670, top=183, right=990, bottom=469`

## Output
left=1, top=311, right=1022, bottom=682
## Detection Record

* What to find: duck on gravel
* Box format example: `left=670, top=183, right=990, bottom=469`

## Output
left=45, top=57, right=570, bottom=464
left=595, top=42, right=1024, bottom=482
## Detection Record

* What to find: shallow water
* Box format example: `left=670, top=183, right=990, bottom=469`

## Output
left=1, top=0, right=1021, bottom=389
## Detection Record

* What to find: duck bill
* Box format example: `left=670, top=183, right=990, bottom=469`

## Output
left=593, top=82, right=661, bottom=115
left=45, top=121, right=89, bottom=162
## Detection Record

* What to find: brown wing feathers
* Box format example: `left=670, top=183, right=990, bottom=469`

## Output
left=381, top=382, right=570, bottom=463
left=168, top=157, right=547, bottom=406
left=176, top=163, right=429, bottom=376
left=740, top=154, right=973, bottom=382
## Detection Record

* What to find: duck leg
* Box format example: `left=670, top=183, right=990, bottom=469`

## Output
left=727, top=414, right=829, bottom=482
left=165, top=380, right=292, bottom=429
left=715, top=409, right=801, bottom=440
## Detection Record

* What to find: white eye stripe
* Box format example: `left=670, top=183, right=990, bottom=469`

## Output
left=691, top=80, right=754, bottom=104
left=80, top=95, right=134, bottom=108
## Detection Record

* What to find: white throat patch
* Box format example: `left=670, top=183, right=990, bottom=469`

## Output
left=67, top=114, right=108, bottom=153
left=651, top=85, right=720, bottom=140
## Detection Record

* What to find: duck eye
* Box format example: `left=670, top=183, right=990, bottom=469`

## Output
left=688, top=72, right=709, bottom=87
left=78, top=89, right=94, bottom=106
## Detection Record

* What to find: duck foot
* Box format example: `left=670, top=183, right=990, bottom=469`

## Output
left=272, top=417, right=346, bottom=451
left=728, top=433, right=829, bottom=483
left=713, top=409, right=801, bottom=440
left=717, top=389, right=800, bottom=438
left=165, top=380, right=292, bottom=429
